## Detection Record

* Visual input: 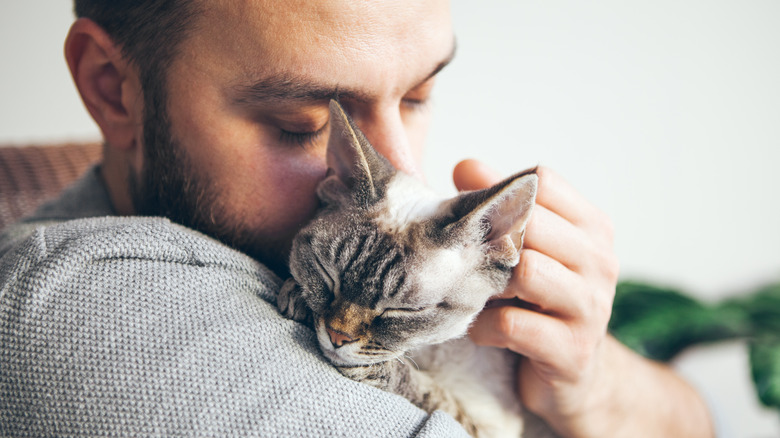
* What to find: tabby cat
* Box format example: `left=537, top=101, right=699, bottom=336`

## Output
left=278, top=100, right=556, bottom=438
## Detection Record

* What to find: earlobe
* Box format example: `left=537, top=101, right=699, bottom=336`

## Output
left=65, top=18, right=141, bottom=151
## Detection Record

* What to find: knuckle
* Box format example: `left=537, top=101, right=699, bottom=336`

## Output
left=594, top=300, right=613, bottom=330
left=584, top=284, right=613, bottom=325
left=599, top=294, right=614, bottom=322
left=534, top=166, right=552, bottom=194
left=601, top=252, right=620, bottom=283
left=495, top=306, right=542, bottom=347
left=567, top=329, right=596, bottom=374
left=516, top=250, right=538, bottom=286
left=496, top=306, right=518, bottom=341
left=589, top=247, right=620, bottom=284
left=535, top=165, right=550, bottom=180
left=573, top=344, right=593, bottom=373
left=599, top=212, right=615, bottom=239
left=587, top=209, right=615, bottom=248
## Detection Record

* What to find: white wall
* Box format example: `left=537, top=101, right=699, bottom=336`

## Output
left=428, top=1, right=780, bottom=300
left=425, top=4, right=780, bottom=436
left=1, top=2, right=778, bottom=436
left=0, top=2, right=98, bottom=143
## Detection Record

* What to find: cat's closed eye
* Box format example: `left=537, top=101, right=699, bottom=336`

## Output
left=312, top=255, right=336, bottom=291
left=381, top=306, right=431, bottom=318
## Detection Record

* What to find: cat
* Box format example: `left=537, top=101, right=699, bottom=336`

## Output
left=278, top=100, right=557, bottom=438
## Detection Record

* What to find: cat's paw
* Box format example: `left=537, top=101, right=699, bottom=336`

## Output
left=277, top=278, right=311, bottom=322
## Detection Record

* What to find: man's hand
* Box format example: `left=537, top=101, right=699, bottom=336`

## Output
left=453, top=160, right=714, bottom=438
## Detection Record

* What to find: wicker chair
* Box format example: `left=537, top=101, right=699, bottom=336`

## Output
left=0, top=142, right=102, bottom=231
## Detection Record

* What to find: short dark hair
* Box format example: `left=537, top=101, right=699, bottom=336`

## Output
left=73, top=0, right=201, bottom=120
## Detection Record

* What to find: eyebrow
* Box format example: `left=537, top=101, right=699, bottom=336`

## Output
left=232, top=75, right=366, bottom=106
left=232, top=39, right=457, bottom=107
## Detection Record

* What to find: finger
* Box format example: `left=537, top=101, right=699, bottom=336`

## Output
left=525, top=205, right=620, bottom=283
left=494, top=249, right=585, bottom=319
left=469, top=305, right=570, bottom=366
left=455, top=164, right=613, bottom=249
left=536, top=167, right=613, bottom=246
left=454, top=162, right=616, bottom=275
left=453, top=159, right=501, bottom=192
left=523, top=204, right=595, bottom=273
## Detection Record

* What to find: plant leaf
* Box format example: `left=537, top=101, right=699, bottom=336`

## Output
left=610, top=281, right=749, bottom=361
left=749, top=337, right=780, bottom=409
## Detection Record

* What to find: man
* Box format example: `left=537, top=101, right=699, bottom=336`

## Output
left=0, top=1, right=713, bottom=436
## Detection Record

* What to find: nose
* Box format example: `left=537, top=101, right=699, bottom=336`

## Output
left=326, top=326, right=356, bottom=348
left=351, top=107, right=422, bottom=178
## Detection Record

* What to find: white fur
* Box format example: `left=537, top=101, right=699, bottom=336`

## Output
left=407, top=246, right=492, bottom=346
left=375, top=174, right=446, bottom=233
left=412, top=338, right=524, bottom=438
left=415, top=248, right=474, bottom=297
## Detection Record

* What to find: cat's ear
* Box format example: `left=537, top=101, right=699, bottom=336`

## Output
left=445, top=169, right=538, bottom=267
left=317, top=100, right=396, bottom=208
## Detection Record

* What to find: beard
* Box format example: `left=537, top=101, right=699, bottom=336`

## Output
left=127, top=86, right=290, bottom=277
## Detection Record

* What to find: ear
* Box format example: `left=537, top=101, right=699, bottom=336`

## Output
left=65, top=18, right=142, bottom=152
left=446, top=168, right=538, bottom=267
left=317, top=100, right=396, bottom=208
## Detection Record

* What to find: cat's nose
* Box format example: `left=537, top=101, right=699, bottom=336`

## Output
left=326, top=326, right=356, bottom=347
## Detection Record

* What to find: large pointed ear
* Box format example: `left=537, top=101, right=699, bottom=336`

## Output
left=317, top=100, right=396, bottom=208
left=445, top=168, right=538, bottom=267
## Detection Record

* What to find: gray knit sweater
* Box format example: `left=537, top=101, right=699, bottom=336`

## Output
left=0, top=168, right=467, bottom=437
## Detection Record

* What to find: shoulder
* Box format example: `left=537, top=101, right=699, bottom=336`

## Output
left=0, top=216, right=467, bottom=437
left=4, top=214, right=274, bottom=274
left=1, top=215, right=280, bottom=303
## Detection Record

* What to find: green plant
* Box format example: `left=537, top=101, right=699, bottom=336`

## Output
left=610, top=281, right=780, bottom=411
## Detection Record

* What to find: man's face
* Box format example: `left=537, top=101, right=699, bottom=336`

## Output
left=133, top=0, right=454, bottom=275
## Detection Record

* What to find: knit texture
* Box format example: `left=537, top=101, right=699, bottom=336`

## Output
left=0, top=169, right=468, bottom=437
left=0, top=142, right=101, bottom=231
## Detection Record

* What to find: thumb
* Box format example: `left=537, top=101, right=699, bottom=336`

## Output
left=453, top=159, right=502, bottom=192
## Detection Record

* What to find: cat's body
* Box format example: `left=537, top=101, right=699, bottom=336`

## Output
left=278, top=100, right=556, bottom=438
left=411, top=338, right=523, bottom=437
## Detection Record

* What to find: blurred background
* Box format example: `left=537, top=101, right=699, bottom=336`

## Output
left=1, top=1, right=778, bottom=436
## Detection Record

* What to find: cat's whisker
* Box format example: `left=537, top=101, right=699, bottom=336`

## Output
left=404, top=354, right=420, bottom=371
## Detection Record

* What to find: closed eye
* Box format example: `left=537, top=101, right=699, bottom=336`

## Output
left=312, top=255, right=336, bottom=295
left=381, top=306, right=429, bottom=318
left=279, top=122, right=328, bottom=149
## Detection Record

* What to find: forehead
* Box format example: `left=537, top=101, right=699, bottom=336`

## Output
left=183, top=0, right=453, bottom=97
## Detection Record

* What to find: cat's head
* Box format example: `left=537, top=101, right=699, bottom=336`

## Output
left=288, top=100, right=537, bottom=366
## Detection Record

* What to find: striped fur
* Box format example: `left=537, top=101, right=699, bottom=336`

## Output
left=278, top=101, right=555, bottom=438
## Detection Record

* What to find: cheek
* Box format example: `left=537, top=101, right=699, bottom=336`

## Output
left=169, top=94, right=329, bottom=245
left=252, top=149, right=328, bottom=232
left=222, top=146, right=327, bottom=255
